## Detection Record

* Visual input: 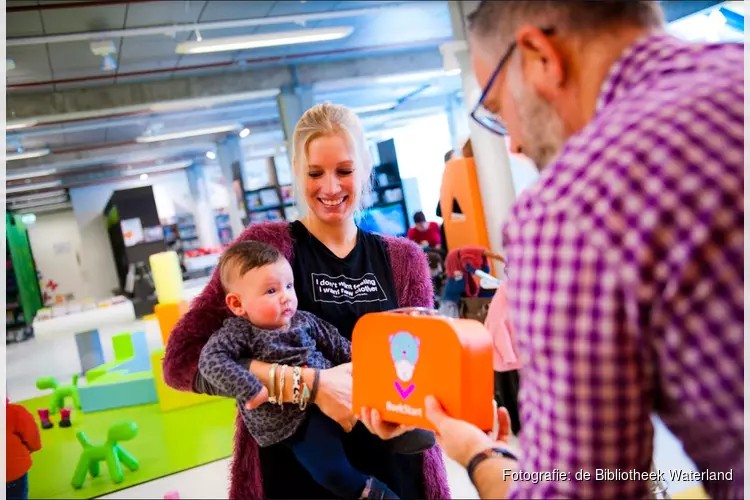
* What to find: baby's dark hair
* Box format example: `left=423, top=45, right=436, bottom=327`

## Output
left=218, top=240, right=282, bottom=292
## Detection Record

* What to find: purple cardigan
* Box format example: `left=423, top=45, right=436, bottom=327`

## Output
left=163, top=222, right=450, bottom=500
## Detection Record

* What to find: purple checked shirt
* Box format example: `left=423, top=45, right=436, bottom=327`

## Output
left=504, top=34, right=743, bottom=499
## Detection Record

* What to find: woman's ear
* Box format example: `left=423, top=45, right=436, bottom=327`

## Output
left=225, top=293, right=245, bottom=317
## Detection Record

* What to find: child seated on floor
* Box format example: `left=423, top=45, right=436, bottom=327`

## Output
left=198, top=241, right=434, bottom=500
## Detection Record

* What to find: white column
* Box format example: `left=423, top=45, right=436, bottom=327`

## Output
left=185, top=164, right=220, bottom=248
left=216, top=135, right=247, bottom=237
left=276, top=84, right=314, bottom=219
left=448, top=0, right=517, bottom=274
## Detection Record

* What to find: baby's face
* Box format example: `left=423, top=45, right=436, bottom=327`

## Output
left=226, top=258, right=298, bottom=330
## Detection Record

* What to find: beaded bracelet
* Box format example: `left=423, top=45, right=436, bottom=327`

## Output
left=277, top=365, right=287, bottom=407
left=292, top=366, right=302, bottom=404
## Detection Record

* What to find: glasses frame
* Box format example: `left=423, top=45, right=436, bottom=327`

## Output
left=470, top=28, right=555, bottom=136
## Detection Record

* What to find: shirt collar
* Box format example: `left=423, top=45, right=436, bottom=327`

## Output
left=596, top=32, right=688, bottom=112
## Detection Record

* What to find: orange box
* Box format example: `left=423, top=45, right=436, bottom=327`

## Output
left=352, top=309, right=494, bottom=432
left=154, top=301, right=189, bottom=346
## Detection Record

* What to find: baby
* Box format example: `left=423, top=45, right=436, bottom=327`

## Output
left=198, top=240, right=434, bottom=500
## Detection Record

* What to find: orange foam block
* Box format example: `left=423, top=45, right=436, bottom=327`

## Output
left=352, top=311, right=494, bottom=432
left=155, top=301, right=189, bottom=347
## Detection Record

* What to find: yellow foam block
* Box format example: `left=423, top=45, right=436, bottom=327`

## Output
left=155, top=301, right=189, bottom=347
left=151, top=349, right=221, bottom=412
left=150, top=251, right=184, bottom=304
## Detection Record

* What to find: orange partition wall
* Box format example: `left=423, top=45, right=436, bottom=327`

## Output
left=440, top=157, right=491, bottom=252
left=155, top=301, right=189, bottom=346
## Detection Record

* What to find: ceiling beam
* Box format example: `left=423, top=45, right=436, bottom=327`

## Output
left=6, top=49, right=444, bottom=121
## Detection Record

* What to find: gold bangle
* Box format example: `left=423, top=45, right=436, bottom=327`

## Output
left=268, top=363, right=278, bottom=404
left=278, top=365, right=287, bottom=406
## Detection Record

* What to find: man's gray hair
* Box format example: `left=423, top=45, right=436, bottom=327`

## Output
left=467, top=1, right=664, bottom=45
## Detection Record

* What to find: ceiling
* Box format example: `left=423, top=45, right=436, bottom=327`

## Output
left=5, top=0, right=744, bottom=214
left=5, top=0, right=459, bottom=212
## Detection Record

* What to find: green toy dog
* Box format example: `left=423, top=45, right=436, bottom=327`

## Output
left=71, top=421, right=139, bottom=489
left=35, top=375, right=81, bottom=415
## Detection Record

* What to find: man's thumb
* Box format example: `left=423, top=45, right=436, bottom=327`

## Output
left=424, top=395, right=445, bottom=427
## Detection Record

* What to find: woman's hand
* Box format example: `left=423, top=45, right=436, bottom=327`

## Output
left=424, top=396, right=512, bottom=467
left=359, top=407, right=415, bottom=440
left=316, top=363, right=358, bottom=432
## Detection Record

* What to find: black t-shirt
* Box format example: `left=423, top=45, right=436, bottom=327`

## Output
left=257, top=221, right=425, bottom=499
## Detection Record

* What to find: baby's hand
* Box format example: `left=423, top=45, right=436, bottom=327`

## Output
left=245, top=386, right=269, bottom=410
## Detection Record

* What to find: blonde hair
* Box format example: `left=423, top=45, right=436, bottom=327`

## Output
left=292, top=102, right=373, bottom=215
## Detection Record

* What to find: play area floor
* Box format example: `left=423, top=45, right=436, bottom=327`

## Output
left=20, top=394, right=237, bottom=499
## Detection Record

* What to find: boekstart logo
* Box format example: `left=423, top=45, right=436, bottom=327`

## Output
left=386, top=331, right=423, bottom=417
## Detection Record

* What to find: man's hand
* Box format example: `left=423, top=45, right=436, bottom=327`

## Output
left=425, top=396, right=512, bottom=467
left=245, top=386, right=269, bottom=410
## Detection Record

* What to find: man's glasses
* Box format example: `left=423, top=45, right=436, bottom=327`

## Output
left=470, top=28, right=555, bottom=137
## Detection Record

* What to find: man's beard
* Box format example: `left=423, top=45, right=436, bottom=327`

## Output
left=508, top=65, right=566, bottom=171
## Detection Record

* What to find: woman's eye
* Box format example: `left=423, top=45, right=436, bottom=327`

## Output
left=308, top=172, right=323, bottom=178
left=338, top=170, right=353, bottom=176
left=267, top=288, right=276, bottom=294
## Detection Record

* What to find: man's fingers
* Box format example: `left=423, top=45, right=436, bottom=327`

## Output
left=424, top=395, right=447, bottom=432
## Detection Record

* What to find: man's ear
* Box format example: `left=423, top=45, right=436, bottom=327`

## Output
left=225, top=293, right=245, bottom=317
left=516, top=26, right=565, bottom=101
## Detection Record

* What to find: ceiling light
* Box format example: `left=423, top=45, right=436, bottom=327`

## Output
left=121, top=160, right=193, bottom=177
left=7, top=180, right=63, bottom=194
left=6, top=148, right=51, bottom=161
left=376, top=70, right=446, bottom=85
left=7, top=58, right=16, bottom=71
left=239, top=128, right=251, bottom=138
left=176, top=26, right=354, bottom=55
left=6, top=120, right=38, bottom=131
left=10, top=195, right=68, bottom=209
left=206, top=151, right=217, bottom=160
left=15, top=202, right=72, bottom=215
left=7, top=190, right=66, bottom=203
left=6, top=168, right=57, bottom=181
left=20, top=213, right=36, bottom=225
left=140, top=173, right=149, bottom=180
left=352, top=102, right=398, bottom=114
left=135, top=124, right=242, bottom=143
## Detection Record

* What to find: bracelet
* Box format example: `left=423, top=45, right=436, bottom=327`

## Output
left=299, top=382, right=311, bottom=411
left=466, top=447, right=518, bottom=485
left=277, top=365, right=287, bottom=406
left=292, top=366, right=302, bottom=404
left=268, top=364, right=278, bottom=404
left=308, top=368, right=321, bottom=406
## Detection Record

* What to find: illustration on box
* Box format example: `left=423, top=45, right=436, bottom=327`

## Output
left=390, top=332, right=420, bottom=400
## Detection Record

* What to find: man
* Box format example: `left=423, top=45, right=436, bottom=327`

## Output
left=407, top=211, right=442, bottom=248
left=426, top=2, right=743, bottom=499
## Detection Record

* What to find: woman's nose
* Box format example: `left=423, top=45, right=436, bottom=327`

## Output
left=322, top=173, right=340, bottom=194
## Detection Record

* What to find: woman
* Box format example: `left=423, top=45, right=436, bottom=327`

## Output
left=163, top=103, right=450, bottom=499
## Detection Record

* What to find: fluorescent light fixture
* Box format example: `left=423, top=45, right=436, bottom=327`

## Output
left=15, top=202, right=72, bottom=215
left=206, top=151, right=217, bottom=160
left=239, top=128, right=251, bottom=138
left=10, top=195, right=68, bottom=209
left=7, top=190, right=66, bottom=203
left=176, top=27, right=354, bottom=55
left=6, top=168, right=57, bottom=181
left=7, top=180, right=63, bottom=194
left=121, top=160, right=193, bottom=177
left=149, top=90, right=280, bottom=113
left=445, top=68, right=461, bottom=76
left=6, top=148, right=51, bottom=161
left=376, top=70, right=447, bottom=85
left=352, top=102, right=398, bottom=114
left=6, top=120, right=39, bottom=131
left=136, top=124, right=242, bottom=143
left=140, top=173, right=149, bottom=180
left=20, top=213, right=36, bottom=225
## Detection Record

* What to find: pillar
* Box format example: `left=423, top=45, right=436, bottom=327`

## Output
left=446, top=91, right=470, bottom=152
left=448, top=0, right=517, bottom=276
left=185, top=163, right=219, bottom=248
left=216, top=135, right=247, bottom=238
left=276, top=79, right=314, bottom=218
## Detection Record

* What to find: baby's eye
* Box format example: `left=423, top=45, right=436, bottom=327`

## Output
left=267, top=288, right=276, bottom=295
left=286, top=283, right=293, bottom=289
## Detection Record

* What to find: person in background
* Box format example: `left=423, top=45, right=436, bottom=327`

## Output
left=407, top=211, right=441, bottom=249
left=7, top=396, right=42, bottom=500
left=427, top=1, right=743, bottom=499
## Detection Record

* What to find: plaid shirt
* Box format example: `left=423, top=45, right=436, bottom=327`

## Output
left=505, top=34, right=743, bottom=499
